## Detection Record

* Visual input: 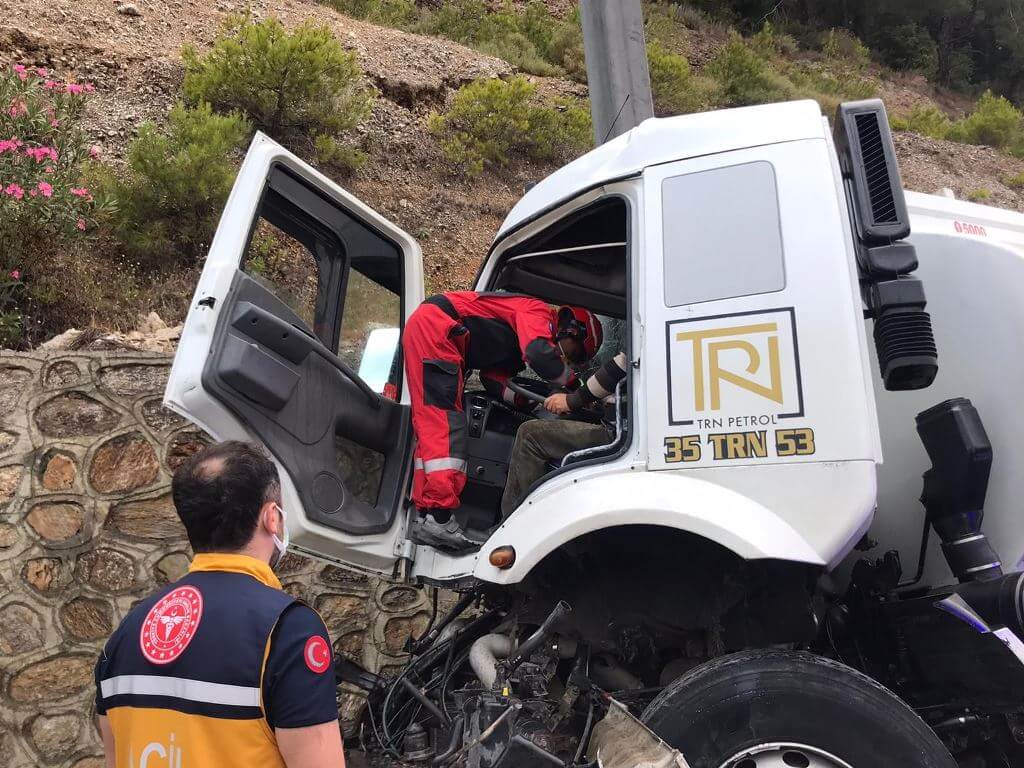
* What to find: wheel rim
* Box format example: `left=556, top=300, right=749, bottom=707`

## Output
left=718, top=742, right=854, bottom=768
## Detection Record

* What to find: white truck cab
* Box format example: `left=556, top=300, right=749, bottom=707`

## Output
left=166, top=98, right=1024, bottom=766
left=165, top=99, right=885, bottom=586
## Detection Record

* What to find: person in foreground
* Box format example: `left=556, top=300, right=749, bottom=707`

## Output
left=94, top=441, right=345, bottom=768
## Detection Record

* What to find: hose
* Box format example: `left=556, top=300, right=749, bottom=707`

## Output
left=469, top=634, right=513, bottom=690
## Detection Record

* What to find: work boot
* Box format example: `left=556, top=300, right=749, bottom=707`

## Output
left=411, top=513, right=481, bottom=553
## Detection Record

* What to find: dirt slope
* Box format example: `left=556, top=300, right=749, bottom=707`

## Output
left=2, top=0, right=1021, bottom=309
left=0, top=0, right=568, bottom=295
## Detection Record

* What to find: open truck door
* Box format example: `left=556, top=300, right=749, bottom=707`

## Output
left=164, top=132, right=423, bottom=575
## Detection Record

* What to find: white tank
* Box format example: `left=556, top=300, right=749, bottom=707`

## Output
left=859, top=190, right=1024, bottom=586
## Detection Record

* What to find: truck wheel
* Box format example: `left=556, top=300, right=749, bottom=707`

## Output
left=641, top=650, right=954, bottom=768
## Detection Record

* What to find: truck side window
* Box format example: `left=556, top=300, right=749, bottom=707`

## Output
left=662, top=161, right=785, bottom=306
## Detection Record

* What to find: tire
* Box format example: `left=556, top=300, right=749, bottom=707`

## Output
left=641, top=649, right=955, bottom=768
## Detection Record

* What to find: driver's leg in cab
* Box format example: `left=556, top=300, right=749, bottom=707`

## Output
left=500, top=419, right=612, bottom=519
left=500, top=352, right=628, bottom=519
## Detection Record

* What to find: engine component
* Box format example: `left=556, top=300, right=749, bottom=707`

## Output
left=834, top=98, right=937, bottom=391
left=916, top=398, right=1001, bottom=582
left=470, top=634, right=514, bottom=691
left=403, top=722, right=434, bottom=762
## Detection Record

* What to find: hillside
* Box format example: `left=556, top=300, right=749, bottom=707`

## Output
left=3, top=0, right=1024, bottom=340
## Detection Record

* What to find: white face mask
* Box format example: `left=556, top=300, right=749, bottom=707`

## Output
left=270, top=503, right=289, bottom=569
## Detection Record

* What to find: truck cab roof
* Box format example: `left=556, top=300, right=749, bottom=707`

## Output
left=495, top=99, right=828, bottom=243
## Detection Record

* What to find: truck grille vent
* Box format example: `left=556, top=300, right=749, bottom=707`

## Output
left=854, top=112, right=898, bottom=225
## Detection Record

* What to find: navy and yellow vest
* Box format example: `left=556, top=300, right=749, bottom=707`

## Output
left=96, top=554, right=297, bottom=768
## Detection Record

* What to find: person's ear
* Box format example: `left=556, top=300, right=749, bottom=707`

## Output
left=259, top=500, right=280, bottom=537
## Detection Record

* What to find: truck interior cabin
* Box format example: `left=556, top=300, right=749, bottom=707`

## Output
left=455, top=196, right=630, bottom=537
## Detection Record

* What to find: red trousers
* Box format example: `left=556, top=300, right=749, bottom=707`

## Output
left=403, top=303, right=469, bottom=510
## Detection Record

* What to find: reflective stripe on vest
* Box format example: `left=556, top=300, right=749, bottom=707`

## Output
left=414, top=457, right=468, bottom=473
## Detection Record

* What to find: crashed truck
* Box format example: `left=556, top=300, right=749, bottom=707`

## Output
left=165, top=97, right=1024, bottom=767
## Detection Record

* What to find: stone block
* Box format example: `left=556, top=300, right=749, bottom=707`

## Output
left=88, top=433, right=159, bottom=494
left=76, top=548, right=136, bottom=592
left=44, top=361, right=83, bottom=389
left=70, top=758, right=105, bottom=768
left=0, top=465, right=23, bottom=503
left=40, top=452, right=77, bottom=491
left=0, top=603, right=44, bottom=656
left=320, top=565, right=370, bottom=590
left=61, top=596, right=113, bottom=642
left=8, top=654, right=93, bottom=703
left=107, top=494, right=185, bottom=540
left=165, top=429, right=212, bottom=471
left=333, top=629, right=366, bottom=660
left=0, top=366, right=32, bottom=415
left=0, top=523, right=18, bottom=548
left=0, top=429, right=17, bottom=455
left=28, top=713, right=80, bottom=762
left=315, top=594, right=368, bottom=629
left=379, top=585, right=421, bottom=611
left=383, top=612, right=431, bottom=653
left=26, top=501, right=86, bottom=544
left=35, top=393, right=119, bottom=437
left=154, top=552, right=190, bottom=584
left=98, top=364, right=170, bottom=398
left=141, top=398, right=185, bottom=434
left=24, top=557, right=68, bottom=593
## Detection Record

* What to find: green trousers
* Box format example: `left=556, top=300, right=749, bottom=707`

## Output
left=500, top=418, right=611, bottom=520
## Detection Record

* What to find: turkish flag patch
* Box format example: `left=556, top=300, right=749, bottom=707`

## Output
left=304, top=635, right=331, bottom=674
left=140, top=585, right=203, bottom=665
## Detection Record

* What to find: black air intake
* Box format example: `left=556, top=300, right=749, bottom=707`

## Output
left=834, top=100, right=938, bottom=391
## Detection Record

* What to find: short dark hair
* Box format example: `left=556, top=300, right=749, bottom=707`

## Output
left=171, top=441, right=281, bottom=553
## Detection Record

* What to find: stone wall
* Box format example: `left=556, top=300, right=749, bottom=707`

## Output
left=0, top=351, right=432, bottom=767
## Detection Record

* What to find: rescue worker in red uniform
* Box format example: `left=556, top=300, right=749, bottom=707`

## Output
left=95, top=441, right=345, bottom=768
left=403, top=291, right=602, bottom=550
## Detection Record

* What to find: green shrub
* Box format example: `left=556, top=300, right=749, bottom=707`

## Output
left=750, top=22, right=798, bottom=59
left=183, top=16, right=373, bottom=143
left=821, top=28, right=870, bottom=67
left=647, top=41, right=705, bottom=116
left=1004, top=171, right=1024, bottom=189
left=547, top=8, right=586, bottom=82
left=896, top=105, right=951, bottom=139
left=112, top=102, right=250, bottom=266
left=429, top=76, right=590, bottom=176
left=417, top=0, right=562, bottom=76
left=948, top=91, right=1024, bottom=153
left=870, top=22, right=937, bottom=77
left=708, top=38, right=792, bottom=107
left=323, top=0, right=418, bottom=27
left=966, top=187, right=991, bottom=202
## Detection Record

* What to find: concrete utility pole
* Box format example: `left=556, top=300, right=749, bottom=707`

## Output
left=580, top=0, right=655, bottom=145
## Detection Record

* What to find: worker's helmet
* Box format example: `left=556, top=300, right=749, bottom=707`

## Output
left=556, top=306, right=603, bottom=362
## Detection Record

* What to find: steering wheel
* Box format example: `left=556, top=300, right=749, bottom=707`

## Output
left=505, top=379, right=548, bottom=405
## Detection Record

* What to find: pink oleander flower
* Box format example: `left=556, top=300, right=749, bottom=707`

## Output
left=9, top=270, right=21, bottom=280
left=0, top=138, right=22, bottom=153
left=12, top=65, right=27, bottom=81
left=49, top=119, right=59, bottom=128
left=89, top=145, right=101, bottom=159
left=66, top=83, right=84, bottom=96
left=43, top=80, right=62, bottom=91
left=76, top=218, right=87, bottom=231
left=4, top=183, right=24, bottom=200
left=36, top=181, right=53, bottom=198
left=24, top=146, right=58, bottom=164
left=8, top=101, right=27, bottom=118
left=44, top=166, right=55, bottom=174
left=36, top=67, right=48, bottom=77
left=70, top=187, right=91, bottom=198
left=85, top=83, right=95, bottom=93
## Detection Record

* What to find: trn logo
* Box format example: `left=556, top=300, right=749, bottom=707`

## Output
left=666, top=308, right=804, bottom=426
